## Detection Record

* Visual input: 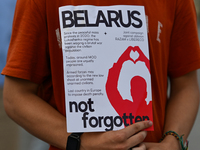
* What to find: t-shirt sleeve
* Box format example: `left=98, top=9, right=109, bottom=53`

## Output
left=168, top=0, right=200, bottom=78
left=1, top=0, right=50, bottom=84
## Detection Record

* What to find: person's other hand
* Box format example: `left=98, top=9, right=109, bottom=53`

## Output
left=80, top=120, right=153, bottom=150
left=144, top=135, right=180, bottom=150
left=131, top=143, right=146, bottom=150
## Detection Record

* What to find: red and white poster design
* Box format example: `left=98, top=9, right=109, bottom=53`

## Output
left=106, top=46, right=153, bottom=129
left=59, top=5, right=154, bottom=132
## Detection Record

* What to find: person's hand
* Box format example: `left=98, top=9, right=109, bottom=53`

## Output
left=80, top=121, right=153, bottom=150
left=144, top=136, right=180, bottom=150
left=131, top=143, right=146, bottom=150
left=144, top=142, right=179, bottom=150
left=144, top=142, right=170, bottom=150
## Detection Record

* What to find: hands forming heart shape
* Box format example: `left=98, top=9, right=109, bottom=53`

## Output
left=130, top=50, right=140, bottom=62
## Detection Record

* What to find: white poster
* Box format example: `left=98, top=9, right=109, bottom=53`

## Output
left=59, top=5, right=153, bottom=132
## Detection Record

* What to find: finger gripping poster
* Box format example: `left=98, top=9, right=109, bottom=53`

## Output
left=59, top=5, right=154, bottom=132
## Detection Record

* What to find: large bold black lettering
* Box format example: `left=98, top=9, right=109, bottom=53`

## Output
left=89, top=117, right=98, bottom=128
left=143, top=116, right=150, bottom=121
left=69, top=101, right=78, bottom=112
left=107, top=10, right=120, bottom=27
left=131, top=11, right=143, bottom=28
left=74, top=10, right=86, bottom=27
left=122, top=113, right=129, bottom=126
left=119, top=10, right=132, bottom=28
left=114, top=116, right=123, bottom=127
left=82, top=112, right=89, bottom=128
left=135, top=116, right=142, bottom=123
left=84, top=10, right=98, bottom=27
left=129, top=113, right=135, bottom=124
left=78, top=101, right=88, bottom=112
left=98, top=116, right=104, bottom=127
left=87, top=98, right=95, bottom=112
left=104, top=116, right=114, bottom=131
left=95, top=10, right=109, bottom=27
left=62, top=11, right=74, bottom=28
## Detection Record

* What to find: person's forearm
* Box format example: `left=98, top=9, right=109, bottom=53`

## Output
left=4, top=76, right=154, bottom=150
left=163, top=71, right=199, bottom=147
left=3, top=76, right=68, bottom=149
left=145, top=71, right=199, bottom=150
